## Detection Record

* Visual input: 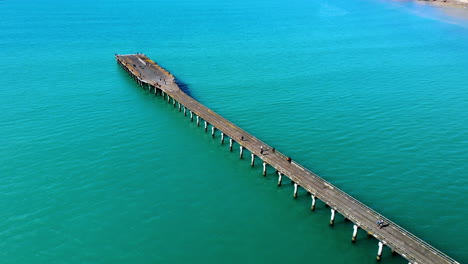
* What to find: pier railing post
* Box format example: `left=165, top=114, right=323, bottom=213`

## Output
left=352, top=224, right=359, bottom=243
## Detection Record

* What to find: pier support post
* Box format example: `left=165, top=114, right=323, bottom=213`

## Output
left=184, top=107, right=187, bottom=116
left=230, top=138, right=233, bottom=151
left=251, top=154, right=255, bottom=167
left=205, top=121, right=208, bottom=132
left=240, top=146, right=244, bottom=159
left=311, top=195, right=316, bottom=211
left=221, top=133, right=225, bottom=144
left=263, top=162, right=267, bottom=176
left=391, top=249, right=397, bottom=256
left=173, top=98, right=176, bottom=107
left=277, top=172, right=282, bottom=186
left=178, top=103, right=181, bottom=112
left=167, top=95, right=170, bottom=103
left=330, top=209, right=336, bottom=226
left=197, top=116, right=200, bottom=126
left=352, top=224, right=359, bottom=243
left=293, top=182, right=298, bottom=198
left=190, top=111, right=193, bottom=121
left=376, top=242, right=384, bottom=261
left=211, top=126, right=215, bottom=138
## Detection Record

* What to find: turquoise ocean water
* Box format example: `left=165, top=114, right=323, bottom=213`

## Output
left=1, top=0, right=467, bottom=263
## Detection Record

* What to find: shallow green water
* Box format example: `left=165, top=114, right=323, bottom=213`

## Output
left=1, top=0, right=467, bottom=263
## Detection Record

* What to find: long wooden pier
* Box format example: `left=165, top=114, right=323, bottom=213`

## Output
left=116, top=53, right=460, bottom=264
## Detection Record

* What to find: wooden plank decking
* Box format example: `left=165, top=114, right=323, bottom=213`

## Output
left=116, top=53, right=460, bottom=264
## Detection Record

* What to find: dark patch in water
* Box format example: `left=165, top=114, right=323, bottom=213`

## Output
left=174, top=78, right=193, bottom=98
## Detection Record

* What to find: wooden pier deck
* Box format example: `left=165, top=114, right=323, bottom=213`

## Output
left=116, top=53, right=460, bottom=264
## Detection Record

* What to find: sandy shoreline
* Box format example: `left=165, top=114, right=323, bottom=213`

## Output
left=416, top=0, right=468, bottom=21
left=392, top=0, right=468, bottom=21
left=418, top=0, right=468, bottom=8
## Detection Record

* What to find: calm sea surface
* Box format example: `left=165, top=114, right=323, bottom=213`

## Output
left=1, top=0, right=467, bottom=263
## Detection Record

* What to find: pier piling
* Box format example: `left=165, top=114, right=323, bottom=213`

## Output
left=330, top=209, right=336, bottom=226
left=377, top=242, right=384, bottom=261
left=311, top=195, right=316, bottom=211
left=293, top=182, right=298, bottom=198
left=352, top=225, right=359, bottom=243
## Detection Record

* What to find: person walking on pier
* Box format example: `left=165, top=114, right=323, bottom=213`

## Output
left=260, top=146, right=264, bottom=154
left=377, top=220, right=385, bottom=228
